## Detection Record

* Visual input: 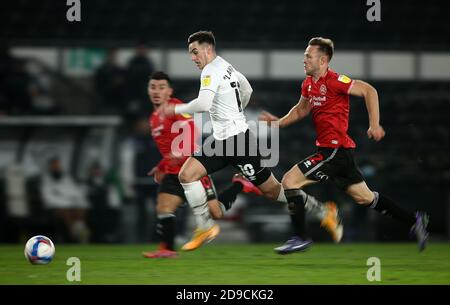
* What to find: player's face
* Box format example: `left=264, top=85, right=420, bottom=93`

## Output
left=303, top=45, right=326, bottom=76
left=189, top=42, right=210, bottom=70
left=148, top=79, right=173, bottom=107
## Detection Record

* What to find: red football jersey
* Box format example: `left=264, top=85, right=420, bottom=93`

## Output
left=149, top=98, right=199, bottom=174
left=301, top=68, right=356, bottom=148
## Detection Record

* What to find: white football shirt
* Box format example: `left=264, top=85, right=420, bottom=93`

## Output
left=200, top=56, right=249, bottom=140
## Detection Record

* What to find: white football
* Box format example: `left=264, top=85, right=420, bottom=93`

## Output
left=24, top=235, right=55, bottom=265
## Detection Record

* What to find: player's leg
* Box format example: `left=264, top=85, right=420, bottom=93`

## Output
left=230, top=156, right=313, bottom=252
left=178, top=156, right=226, bottom=251
left=335, top=148, right=428, bottom=251
left=228, top=129, right=282, bottom=201
left=213, top=170, right=333, bottom=225
left=275, top=149, right=347, bottom=254
left=346, top=181, right=416, bottom=225
left=291, top=150, right=345, bottom=242
left=278, top=167, right=343, bottom=242
left=272, top=164, right=317, bottom=254
left=233, top=131, right=342, bottom=248
left=345, top=180, right=429, bottom=251
left=199, top=175, right=225, bottom=220
left=143, top=174, right=185, bottom=258
left=212, top=174, right=263, bottom=215
left=143, top=192, right=184, bottom=258
left=228, top=171, right=335, bottom=227
left=178, top=157, right=215, bottom=229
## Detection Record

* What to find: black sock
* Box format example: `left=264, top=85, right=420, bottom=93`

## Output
left=368, top=192, right=416, bottom=226
left=218, top=182, right=243, bottom=211
left=157, top=214, right=176, bottom=250
left=285, top=189, right=306, bottom=239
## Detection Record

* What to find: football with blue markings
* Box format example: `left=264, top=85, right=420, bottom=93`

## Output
left=24, top=235, right=55, bottom=265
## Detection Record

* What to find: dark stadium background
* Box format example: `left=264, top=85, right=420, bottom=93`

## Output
left=0, top=0, right=449, bottom=246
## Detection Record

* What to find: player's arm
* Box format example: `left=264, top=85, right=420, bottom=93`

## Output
left=259, top=96, right=310, bottom=128
left=235, top=71, right=253, bottom=109
left=279, top=96, right=311, bottom=128
left=349, top=80, right=385, bottom=141
left=174, top=90, right=214, bottom=115
left=167, top=66, right=218, bottom=116
left=148, top=162, right=165, bottom=184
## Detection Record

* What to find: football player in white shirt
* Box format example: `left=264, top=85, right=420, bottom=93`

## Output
left=160, top=31, right=342, bottom=251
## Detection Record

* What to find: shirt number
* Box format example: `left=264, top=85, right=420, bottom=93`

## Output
left=230, top=81, right=242, bottom=112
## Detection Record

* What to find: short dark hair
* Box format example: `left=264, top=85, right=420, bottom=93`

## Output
left=150, top=71, right=172, bottom=87
left=188, top=31, right=216, bottom=47
left=308, top=37, right=334, bottom=61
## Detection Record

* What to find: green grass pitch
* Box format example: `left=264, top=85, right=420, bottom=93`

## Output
left=1, top=243, right=449, bottom=284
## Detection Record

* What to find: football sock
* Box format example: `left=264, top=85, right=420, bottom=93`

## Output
left=368, top=192, right=416, bottom=226
left=157, top=214, right=176, bottom=251
left=181, top=180, right=216, bottom=229
left=217, top=182, right=243, bottom=211
left=278, top=186, right=326, bottom=221
left=285, top=189, right=306, bottom=239
left=301, top=191, right=327, bottom=221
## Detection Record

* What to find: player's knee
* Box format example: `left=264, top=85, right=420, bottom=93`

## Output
left=352, top=193, right=374, bottom=205
left=210, top=209, right=223, bottom=220
left=261, top=187, right=278, bottom=201
left=156, top=202, right=176, bottom=215
left=178, top=168, right=198, bottom=184
left=281, top=173, right=299, bottom=190
left=257, top=177, right=280, bottom=200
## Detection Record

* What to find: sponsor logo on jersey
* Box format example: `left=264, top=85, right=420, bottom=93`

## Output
left=312, top=96, right=326, bottom=106
left=201, top=75, right=211, bottom=87
left=320, top=84, right=327, bottom=95
left=303, top=160, right=313, bottom=168
left=338, top=75, right=352, bottom=84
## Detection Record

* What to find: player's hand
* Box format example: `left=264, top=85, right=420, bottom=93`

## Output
left=148, top=166, right=165, bottom=184
left=367, top=125, right=385, bottom=141
left=158, top=103, right=176, bottom=117
left=258, top=111, right=280, bottom=126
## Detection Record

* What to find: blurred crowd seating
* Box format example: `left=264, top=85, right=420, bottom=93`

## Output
left=2, top=0, right=449, bottom=49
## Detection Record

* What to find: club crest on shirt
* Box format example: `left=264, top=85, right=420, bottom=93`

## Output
left=201, top=75, right=211, bottom=87
left=338, top=75, right=351, bottom=84
left=320, top=84, right=327, bottom=95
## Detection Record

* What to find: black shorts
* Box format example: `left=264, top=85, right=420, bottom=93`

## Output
left=193, top=129, right=272, bottom=186
left=158, top=174, right=217, bottom=201
left=296, top=147, right=365, bottom=190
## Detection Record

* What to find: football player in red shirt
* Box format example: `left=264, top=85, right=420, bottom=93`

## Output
left=260, top=37, right=429, bottom=253
left=143, top=72, right=263, bottom=258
